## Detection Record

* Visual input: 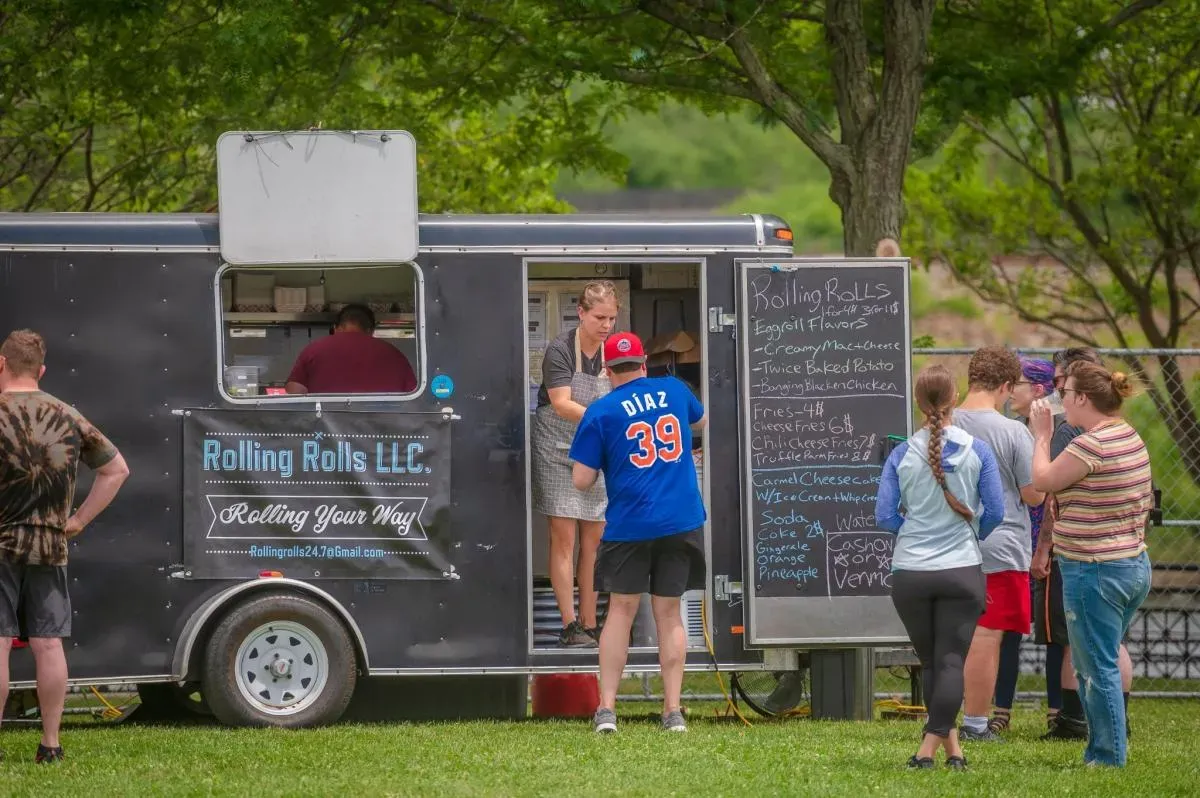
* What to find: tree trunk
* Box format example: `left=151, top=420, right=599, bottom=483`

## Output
left=823, top=0, right=935, bottom=257
left=830, top=156, right=906, bottom=257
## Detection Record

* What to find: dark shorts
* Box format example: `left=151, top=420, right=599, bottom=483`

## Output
left=1033, top=558, right=1069, bottom=646
left=0, top=560, right=72, bottom=639
left=594, top=528, right=706, bottom=598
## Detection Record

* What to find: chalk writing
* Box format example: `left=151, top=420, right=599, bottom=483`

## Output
left=744, top=264, right=908, bottom=600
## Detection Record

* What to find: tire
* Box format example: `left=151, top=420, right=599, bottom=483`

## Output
left=201, top=591, right=357, bottom=728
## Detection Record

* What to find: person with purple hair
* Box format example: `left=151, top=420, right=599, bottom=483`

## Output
left=988, top=357, right=1065, bottom=735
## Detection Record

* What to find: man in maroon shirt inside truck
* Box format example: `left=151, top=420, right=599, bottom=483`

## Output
left=285, top=304, right=417, bottom=395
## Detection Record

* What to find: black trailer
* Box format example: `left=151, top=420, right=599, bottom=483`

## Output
left=0, top=133, right=914, bottom=727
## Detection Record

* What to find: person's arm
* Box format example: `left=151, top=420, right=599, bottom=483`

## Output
left=285, top=351, right=310, bottom=395
left=1030, top=398, right=1092, bottom=492
left=685, top=384, right=707, bottom=433
left=65, top=418, right=130, bottom=537
left=1014, top=424, right=1045, bottom=507
left=973, top=439, right=1006, bottom=540
left=385, top=348, right=418, bottom=393
left=548, top=386, right=588, bottom=424
left=1033, top=441, right=1093, bottom=493
left=1020, top=484, right=1045, bottom=507
left=542, top=339, right=586, bottom=422
left=572, top=462, right=599, bottom=491
left=874, top=444, right=906, bottom=533
left=1031, top=499, right=1056, bottom=579
left=399, top=354, right=418, bottom=393
left=66, top=453, right=130, bottom=536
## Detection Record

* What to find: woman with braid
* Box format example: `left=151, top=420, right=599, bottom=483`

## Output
left=876, top=365, right=1005, bottom=769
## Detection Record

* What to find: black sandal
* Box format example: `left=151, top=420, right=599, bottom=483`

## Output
left=946, top=755, right=968, bottom=770
left=907, top=755, right=935, bottom=769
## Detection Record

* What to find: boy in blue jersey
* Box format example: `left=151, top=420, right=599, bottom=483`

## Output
left=569, top=332, right=707, bottom=734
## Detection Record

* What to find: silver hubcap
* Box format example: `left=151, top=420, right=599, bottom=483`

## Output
left=234, top=620, right=328, bottom=716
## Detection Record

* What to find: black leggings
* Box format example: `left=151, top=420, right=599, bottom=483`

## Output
left=891, top=565, right=986, bottom=737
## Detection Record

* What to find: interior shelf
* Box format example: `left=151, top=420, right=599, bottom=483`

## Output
left=223, top=312, right=415, bottom=325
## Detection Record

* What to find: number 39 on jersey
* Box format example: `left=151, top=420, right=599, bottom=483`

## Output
left=625, top=413, right=683, bottom=468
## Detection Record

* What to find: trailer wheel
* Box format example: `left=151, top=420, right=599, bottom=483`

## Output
left=202, top=592, right=357, bottom=728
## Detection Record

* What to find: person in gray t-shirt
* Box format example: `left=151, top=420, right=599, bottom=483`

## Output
left=952, top=410, right=1035, bottom=574
left=952, top=346, right=1047, bottom=741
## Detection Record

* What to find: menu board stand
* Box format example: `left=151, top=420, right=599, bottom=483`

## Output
left=736, top=259, right=913, bottom=648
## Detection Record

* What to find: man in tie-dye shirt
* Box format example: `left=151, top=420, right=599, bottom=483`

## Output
left=0, top=329, right=130, bottom=763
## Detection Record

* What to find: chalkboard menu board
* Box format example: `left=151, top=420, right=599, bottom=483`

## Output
left=737, top=260, right=912, bottom=646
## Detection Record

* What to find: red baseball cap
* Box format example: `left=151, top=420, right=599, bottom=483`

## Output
left=604, top=332, right=646, bottom=366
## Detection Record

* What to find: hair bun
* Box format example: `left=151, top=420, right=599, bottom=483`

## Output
left=1111, top=370, right=1135, bottom=398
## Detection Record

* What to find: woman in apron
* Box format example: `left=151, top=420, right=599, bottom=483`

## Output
left=532, top=281, right=619, bottom=647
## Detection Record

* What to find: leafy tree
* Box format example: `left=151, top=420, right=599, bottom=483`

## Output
left=905, top=0, right=1200, bottom=485
left=0, top=1, right=621, bottom=213
left=409, top=0, right=1162, bottom=254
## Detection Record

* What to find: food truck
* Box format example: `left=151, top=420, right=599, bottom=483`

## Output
left=0, top=131, right=913, bottom=727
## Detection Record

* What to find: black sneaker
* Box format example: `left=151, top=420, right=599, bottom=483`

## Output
left=959, top=725, right=1004, bottom=742
left=1041, top=715, right=1088, bottom=740
left=585, top=625, right=602, bottom=643
left=906, top=755, right=935, bottom=769
left=559, top=621, right=597, bottom=648
left=35, top=743, right=64, bottom=764
left=945, top=755, right=968, bottom=771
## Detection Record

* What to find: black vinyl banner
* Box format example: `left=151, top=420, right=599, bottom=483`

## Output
left=182, top=409, right=453, bottom=580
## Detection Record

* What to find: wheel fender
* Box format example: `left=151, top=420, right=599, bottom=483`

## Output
left=173, top=578, right=368, bottom=680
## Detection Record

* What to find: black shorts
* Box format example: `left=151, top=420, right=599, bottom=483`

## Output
left=1033, top=558, right=1068, bottom=646
left=0, top=560, right=72, bottom=639
left=594, top=528, right=706, bottom=598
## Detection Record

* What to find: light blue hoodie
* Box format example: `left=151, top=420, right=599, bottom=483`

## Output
left=875, top=425, right=1005, bottom=571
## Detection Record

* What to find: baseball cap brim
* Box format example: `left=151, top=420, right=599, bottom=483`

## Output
left=607, top=354, right=646, bottom=366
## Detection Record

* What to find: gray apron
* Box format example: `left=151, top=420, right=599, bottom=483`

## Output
left=531, top=331, right=610, bottom=521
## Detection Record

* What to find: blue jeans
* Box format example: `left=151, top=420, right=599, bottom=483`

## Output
left=1058, top=552, right=1151, bottom=767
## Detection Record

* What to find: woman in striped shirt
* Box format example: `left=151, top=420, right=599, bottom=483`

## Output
left=1029, top=362, right=1153, bottom=768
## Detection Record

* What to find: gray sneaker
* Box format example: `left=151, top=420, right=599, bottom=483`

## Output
left=662, top=709, right=687, bottom=732
left=959, top=725, right=1004, bottom=742
left=593, top=707, right=617, bottom=734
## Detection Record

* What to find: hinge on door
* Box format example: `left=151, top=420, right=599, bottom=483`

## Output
left=713, top=574, right=743, bottom=602
left=708, top=306, right=737, bottom=333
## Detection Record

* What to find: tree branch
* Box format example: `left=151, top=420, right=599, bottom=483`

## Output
left=81, top=124, right=98, bottom=211
left=22, top=127, right=89, bottom=211
left=1102, top=0, right=1166, bottom=30
left=717, top=9, right=846, bottom=170
left=964, top=116, right=1057, bottom=191
left=822, top=0, right=875, bottom=147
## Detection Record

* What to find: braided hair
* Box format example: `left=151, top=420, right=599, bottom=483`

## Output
left=916, top=365, right=974, bottom=521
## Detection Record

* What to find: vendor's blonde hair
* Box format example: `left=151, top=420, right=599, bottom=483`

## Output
left=578, top=280, right=620, bottom=311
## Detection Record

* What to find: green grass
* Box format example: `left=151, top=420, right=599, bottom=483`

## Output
left=2, top=696, right=1198, bottom=796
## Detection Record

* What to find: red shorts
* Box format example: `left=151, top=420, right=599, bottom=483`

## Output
left=978, top=570, right=1031, bottom=634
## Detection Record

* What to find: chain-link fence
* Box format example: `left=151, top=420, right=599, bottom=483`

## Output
left=913, top=347, right=1200, bottom=696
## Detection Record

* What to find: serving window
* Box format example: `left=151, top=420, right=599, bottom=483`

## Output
left=215, top=263, right=424, bottom=402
